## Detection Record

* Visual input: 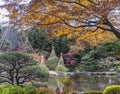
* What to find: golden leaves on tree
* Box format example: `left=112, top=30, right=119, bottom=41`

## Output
left=6, top=0, right=120, bottom=45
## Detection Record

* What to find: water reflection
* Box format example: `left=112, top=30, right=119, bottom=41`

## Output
left=71, top=73, right=120, bottom=92
left=47, top=73, right=120, bottom=92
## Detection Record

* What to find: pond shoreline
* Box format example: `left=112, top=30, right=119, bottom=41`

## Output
left=49, top=71, right=120, bottom=77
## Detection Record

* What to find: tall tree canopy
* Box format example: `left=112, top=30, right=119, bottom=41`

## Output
left=1, top=0, right=120, bottom=44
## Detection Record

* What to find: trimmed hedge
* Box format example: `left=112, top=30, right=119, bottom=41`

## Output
left=46, top=56, right=58, bottom=70
left=103, top=85, right=120, bottom=94
left=0, top=84, right=53, bottom=94
left=55, top=65, right=68, bottom=73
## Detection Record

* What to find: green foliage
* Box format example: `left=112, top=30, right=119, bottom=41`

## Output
left=62, top=76, right=73, bottom=87
left=28, top=29, right=52, bottom=52
left=52, top=36, right=70, bottom=55
left=28, top=29, right=70, bottom=56
left=0, top=52, right=49, bottom=85
left=76, top=39, right=120, bottom=72
left=29, top=64, right=49, bottom=81
left=0, top=84, right=25, bottom=94
left=31, top=81, right=48, bottom=88
left=103, top=85, right=120, bottom=94
left=55, top=76, right=73, bottom=93
left=76, top=57, right=103, bottom=72
left=116, top=66, right=120, bottom=72
left=55, top=65, right=68, bottom=73
left=46, top=56, right=58, bottom=70
left=0, top=84, right=53, bottom=94
left=85, top=90, right=102, bottom=94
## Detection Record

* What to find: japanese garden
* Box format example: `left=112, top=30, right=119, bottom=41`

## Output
left=0, top=0, right=120, bottom=94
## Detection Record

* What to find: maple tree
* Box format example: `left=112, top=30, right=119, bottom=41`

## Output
left=1, top=0, right=120, bottom=45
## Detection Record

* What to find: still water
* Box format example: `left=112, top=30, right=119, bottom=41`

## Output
left=47, top=73, right=120, bottom=92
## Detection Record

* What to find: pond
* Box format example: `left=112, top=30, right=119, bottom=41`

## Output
left=47, top=73, right=120, bottom=92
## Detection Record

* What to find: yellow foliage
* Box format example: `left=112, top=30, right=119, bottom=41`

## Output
left=66, top=33, right=72, bottom=39
left=10, top=11, right=19, bottom=19
left=53, top=26, right=116, bottom=46
left=75, top=29, right=116, bottom=46
left=55, top=30, right=64, bottom=37
left=7, top=0, right=119, bottom=47
left=80, top=0, right=92, bottom=6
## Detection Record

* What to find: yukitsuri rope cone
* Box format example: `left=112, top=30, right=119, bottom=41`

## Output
left=0, top=27, right=34, bottom=53
left=49, top=46, right=56, bottom=58
left=58, top=53, right=65, bottom=66
left=56, top=52, right=67, bottom=73
left=46, top=46, right=58, bottom=70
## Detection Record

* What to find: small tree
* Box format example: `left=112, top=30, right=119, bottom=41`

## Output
left=56, top=53, right=68, bottom=73
left=46, top=46, right=59, bottom=70
left=46, top=56, right=58, bottom=70
left=0, top=52, right=49, bottom=85
left=55, top=65, right=68, bottom=73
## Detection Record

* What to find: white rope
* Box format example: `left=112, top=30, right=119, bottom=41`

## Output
left=49, top=46, right=57, bottom=58
left=58, top=53, right=65, bottom=66
left=0, top=26, right=10, bottom=49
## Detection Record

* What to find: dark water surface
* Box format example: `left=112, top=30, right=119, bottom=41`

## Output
left=47, top=73, right=120, bottom=92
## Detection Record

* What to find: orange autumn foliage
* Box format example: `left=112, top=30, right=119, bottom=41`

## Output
left=3, top=0, right=120, bottom=46
left=38, top=87, right=56, bottom=94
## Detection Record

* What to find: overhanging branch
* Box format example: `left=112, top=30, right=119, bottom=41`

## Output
left=58, top=16, right=97, bottom=28
left=64, top=0, right=88, bottom=9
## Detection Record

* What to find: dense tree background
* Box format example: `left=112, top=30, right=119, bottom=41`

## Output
left=28, top=28, right=70, bottom=56
left=75, top=39, right=120, bottom=72
left=0, top=0, right=120, bottom=72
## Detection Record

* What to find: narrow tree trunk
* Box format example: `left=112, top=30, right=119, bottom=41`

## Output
left=111, top=29, right=120, bottom=38
left=9, top=69, right=14, bottom=85
left=105, top=19, right=120, bottom=38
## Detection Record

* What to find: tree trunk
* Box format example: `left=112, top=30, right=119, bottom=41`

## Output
left=111, top=29, right=120, bottom=38
left=105, top=19, right=120, bottom=38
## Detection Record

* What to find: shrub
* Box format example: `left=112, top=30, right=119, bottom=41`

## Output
left=23, top=85, right=39, bottom=94
left=30, top=81, right=48, bottom=88
left=0, top=84, right=53, bottom=94
left=75, top=57, right=102, bottom=72
left=46, top=56, right=58, bottom=70
left=103, top=85, right=120, bottom=94
left=116, top=66, right=120, bottom=72
left=85, top=90, right=102, bottom=94
left=0, top=84, right=24, bottom=94
left=56, top=65, right=68, bottom=73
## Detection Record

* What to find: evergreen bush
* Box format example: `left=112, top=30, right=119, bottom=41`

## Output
left=116, top=66, right=120, bottom=72
left=46, top=56, right=58, bottom=70
left=103, top=85, right=120, bottom=94
left=55, top=65, right=68, bottom=73
left=0, top=52, right=49, bottom=85
left=0, top=84, right=53, bottom=94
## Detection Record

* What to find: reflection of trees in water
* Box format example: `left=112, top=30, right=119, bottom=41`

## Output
left=55, top=76, right=73, bottom=93
left=71, top=73, right=120, bottom=91
left=47, top=74, right=120, bottom=92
